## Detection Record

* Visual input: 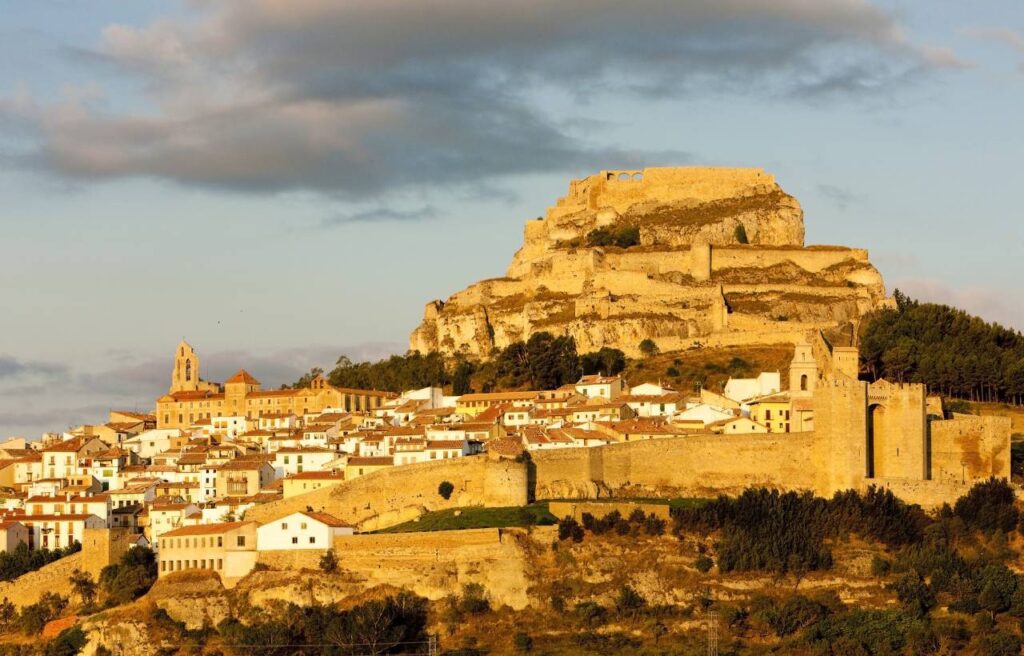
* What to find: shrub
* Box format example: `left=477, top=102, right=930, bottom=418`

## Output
left=954, top=478, right=1018, bottom=534
left=557, top=517, right=584, bottom=543
left=887, top=572, right=936, bottom=618
left=586, top=224, right=640, bottom=249
left=319, top=550, right=338, bottom=573
left=574, top=601, right=607, bottom=628
left=438, top=481, right=455, bottom=500
left=69, top=569, right=97, bottom=608
left=871, top=555, right=892, bottom=577
left=460, top=583, right=490, bottom=615
left=512, top=632, right=533, bottom=652
left=643, top=514, right=666, bottom=536
left=694, top=555, right=714, bottom=573
left=99, top=546, right=157, bottom=605
left=45, top=627, right=87, bottom=656
left=639, top=339, right=659, bottom=357
left=977, top=631, right=1023, bottom=656
left=614, top=585, right=646, bottom=618
left=734, top=224, right=749, bottom=244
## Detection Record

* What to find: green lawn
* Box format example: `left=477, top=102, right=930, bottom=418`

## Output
left=376, top=503, right=557, bottom=533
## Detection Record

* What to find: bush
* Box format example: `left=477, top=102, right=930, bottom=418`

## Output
left=694, top=555, right=714, bottom=573
left=954, top=478, right=1018, bottom=534
left=643, top=514, right=666, bottom=536
left=319, top=550, right=338, bottom=573
left=638, top=339, right=659, bottom=357
left=871, top=555, right=891, bottom=577
left=45, top=627, right=87, bottom=656
left=438, top=480, right=455, bottom=500
left=614, top=585, right=646, bottom=618
left=557, top=517, right=584, bottom=543
left=99, top=546, right=157, bottom=605
left=512, top=632, right=533, bottom=652
left=0, top=542, right=80, bottom=582
left=734, top=224, right=749, bottom=244
left=887, top=572, right=936, bottom=618
left=977, top=631, right=1022, bottom=656
left=574, top=601, right=607, bottom=628
left=459, top=583, right=490, bottom=615
left=580, top=348, right=626, bottom=376
left=586, top=224, right=640, bottom=249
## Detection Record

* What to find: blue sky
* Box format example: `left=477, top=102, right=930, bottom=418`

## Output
left=1, top=0, right=1022, bottom=438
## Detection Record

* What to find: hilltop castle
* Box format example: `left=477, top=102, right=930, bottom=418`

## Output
left=411, top=167, right=893, bottom=358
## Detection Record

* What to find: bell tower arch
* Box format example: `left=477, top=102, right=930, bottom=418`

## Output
left=171, top=340, right=201, bottom=393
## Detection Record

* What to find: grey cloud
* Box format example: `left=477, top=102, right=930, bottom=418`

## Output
left=0, top=341, right=405, bottom=440
left=817, top=183, right=864, bottom=211
left=0, top=355, right=67, bottom=379
left=323, top=206, right=437, bottom=228
left=1, top=0, right=959, bottom=198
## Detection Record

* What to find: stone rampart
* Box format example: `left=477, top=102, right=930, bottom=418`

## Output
left=531, top=433, right=819, bottom=500
left=930, top=414, right=1011, bottom=483
left=244, top=456, right=528, bottom=530
left=0, top=552, right=83, bottom=608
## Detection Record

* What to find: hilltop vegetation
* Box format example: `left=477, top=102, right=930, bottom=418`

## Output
left=861, top=290, right=1024, bottom=403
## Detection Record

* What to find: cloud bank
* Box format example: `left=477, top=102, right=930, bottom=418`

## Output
left=1, top=0, right=959, bottom=198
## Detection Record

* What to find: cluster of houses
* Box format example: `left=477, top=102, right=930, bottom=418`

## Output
left=0, top=346, right=813, bottom=580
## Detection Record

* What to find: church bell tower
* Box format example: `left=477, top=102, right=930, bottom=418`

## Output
left=171, top=340, right=201, bottom=393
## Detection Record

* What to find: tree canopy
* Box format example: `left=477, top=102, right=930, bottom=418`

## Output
left=860, top=290, right=1024, bottom=403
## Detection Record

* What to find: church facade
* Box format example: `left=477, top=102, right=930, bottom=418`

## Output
left=155, top=341, right=395, bottom=429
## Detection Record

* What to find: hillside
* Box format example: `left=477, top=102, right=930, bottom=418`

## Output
left=411, top=167, right=892, bottom=359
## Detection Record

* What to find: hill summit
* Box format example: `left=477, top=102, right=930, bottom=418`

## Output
left=411, top=167, right=892, bottom=358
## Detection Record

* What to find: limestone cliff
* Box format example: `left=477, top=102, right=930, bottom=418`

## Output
left=411, top=167, right=892, bottom=358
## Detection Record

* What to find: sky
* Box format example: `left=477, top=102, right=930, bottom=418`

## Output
left=1, top=0, right=1022, bottom=438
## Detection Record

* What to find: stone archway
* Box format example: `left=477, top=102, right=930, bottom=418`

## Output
left=867, top=403, right=887, bottom=479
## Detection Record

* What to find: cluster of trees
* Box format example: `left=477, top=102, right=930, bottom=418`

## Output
left=860, top=290, right=1024, bottom=403
left=217, top=594, right=429, bottom=656
left=0, top=592, right=67, bottom=636
left=557, top=508, right=666, bottom=543
left=585, top=224, right=640, bottom=249
left=672, top=486, right=928, bottom=575
left=98, top=546, right=158, bottom=606
left=290, top=333, right=631, bottom=397
left=0, top=542, right=79, bottom=582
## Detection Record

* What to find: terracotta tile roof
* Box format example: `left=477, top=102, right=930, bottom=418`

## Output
left=347, top=457, right=393, bottom=466
left=168, top=390, right=224, bottom=401
left=287, top=471, right=345, bottom=480
left=458, top=391, right=539, bottom=403
left=298, top=511, right=351, bottom=527
left=162, top=521, right=254, bottom=537
left=226, top=369, right=260, bottom=385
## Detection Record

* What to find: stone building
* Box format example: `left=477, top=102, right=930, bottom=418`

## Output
left=155, top=341, right=397, bottom=429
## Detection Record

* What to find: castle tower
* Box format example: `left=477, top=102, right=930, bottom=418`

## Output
left=789, top=340, right=818, bottom=398
left=171, top=340, right=201, bottom=393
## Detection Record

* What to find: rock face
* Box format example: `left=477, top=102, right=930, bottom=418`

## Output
left=411, top=167, right=892, bottom=358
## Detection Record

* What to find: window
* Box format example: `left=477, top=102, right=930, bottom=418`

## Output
left=237, top=536, right=246, bottom=547
left=309, top=536, right=316, bottom=544
left=300, top=522, right=307, bottom=530
left=292, top=537, right=298, bottom=544
left=282, top=522, right=288, bottom=529
left=217, top=536, right=223, bottom=547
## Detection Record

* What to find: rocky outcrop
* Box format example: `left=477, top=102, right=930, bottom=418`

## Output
left=411, top=167, right=892, bottom=358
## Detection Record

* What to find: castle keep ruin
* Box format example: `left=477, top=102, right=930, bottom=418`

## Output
left=411, top=167, right=893, bottom=358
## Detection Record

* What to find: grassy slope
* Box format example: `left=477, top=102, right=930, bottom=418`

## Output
left=624, top=344, right=794, bottom=394
left=376, top=504, right=558, bottom=533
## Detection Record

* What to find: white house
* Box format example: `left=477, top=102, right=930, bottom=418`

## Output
left=256, top=511, right=353, bottom=551
left=272, top=447, right=337, bottom=478
left=723, top=372, right=781, bottom=404
left=675, top=404, right=736, bottom=428
left=123, top=429, right=185, bottom=460
left=575, top=375, right=627, bottom=400
left=211, top=416, right=250, bottom=440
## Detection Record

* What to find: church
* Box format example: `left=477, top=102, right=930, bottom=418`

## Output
left=155, top=341, right=395, bottom=429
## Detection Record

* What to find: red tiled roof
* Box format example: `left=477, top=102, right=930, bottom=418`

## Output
left=226, top=370, right=260, bottom=385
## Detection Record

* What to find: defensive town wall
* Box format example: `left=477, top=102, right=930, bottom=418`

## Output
left=244, top=456, right=527, bottom=530
left=0, top=552, right=83, bottom=609
left=531, top=433, right=819, bottom=501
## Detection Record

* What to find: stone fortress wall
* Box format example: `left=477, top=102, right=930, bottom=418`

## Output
left=245, top=455, right=527, bottom=530
left=411, top=167, right=893, bottom=358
